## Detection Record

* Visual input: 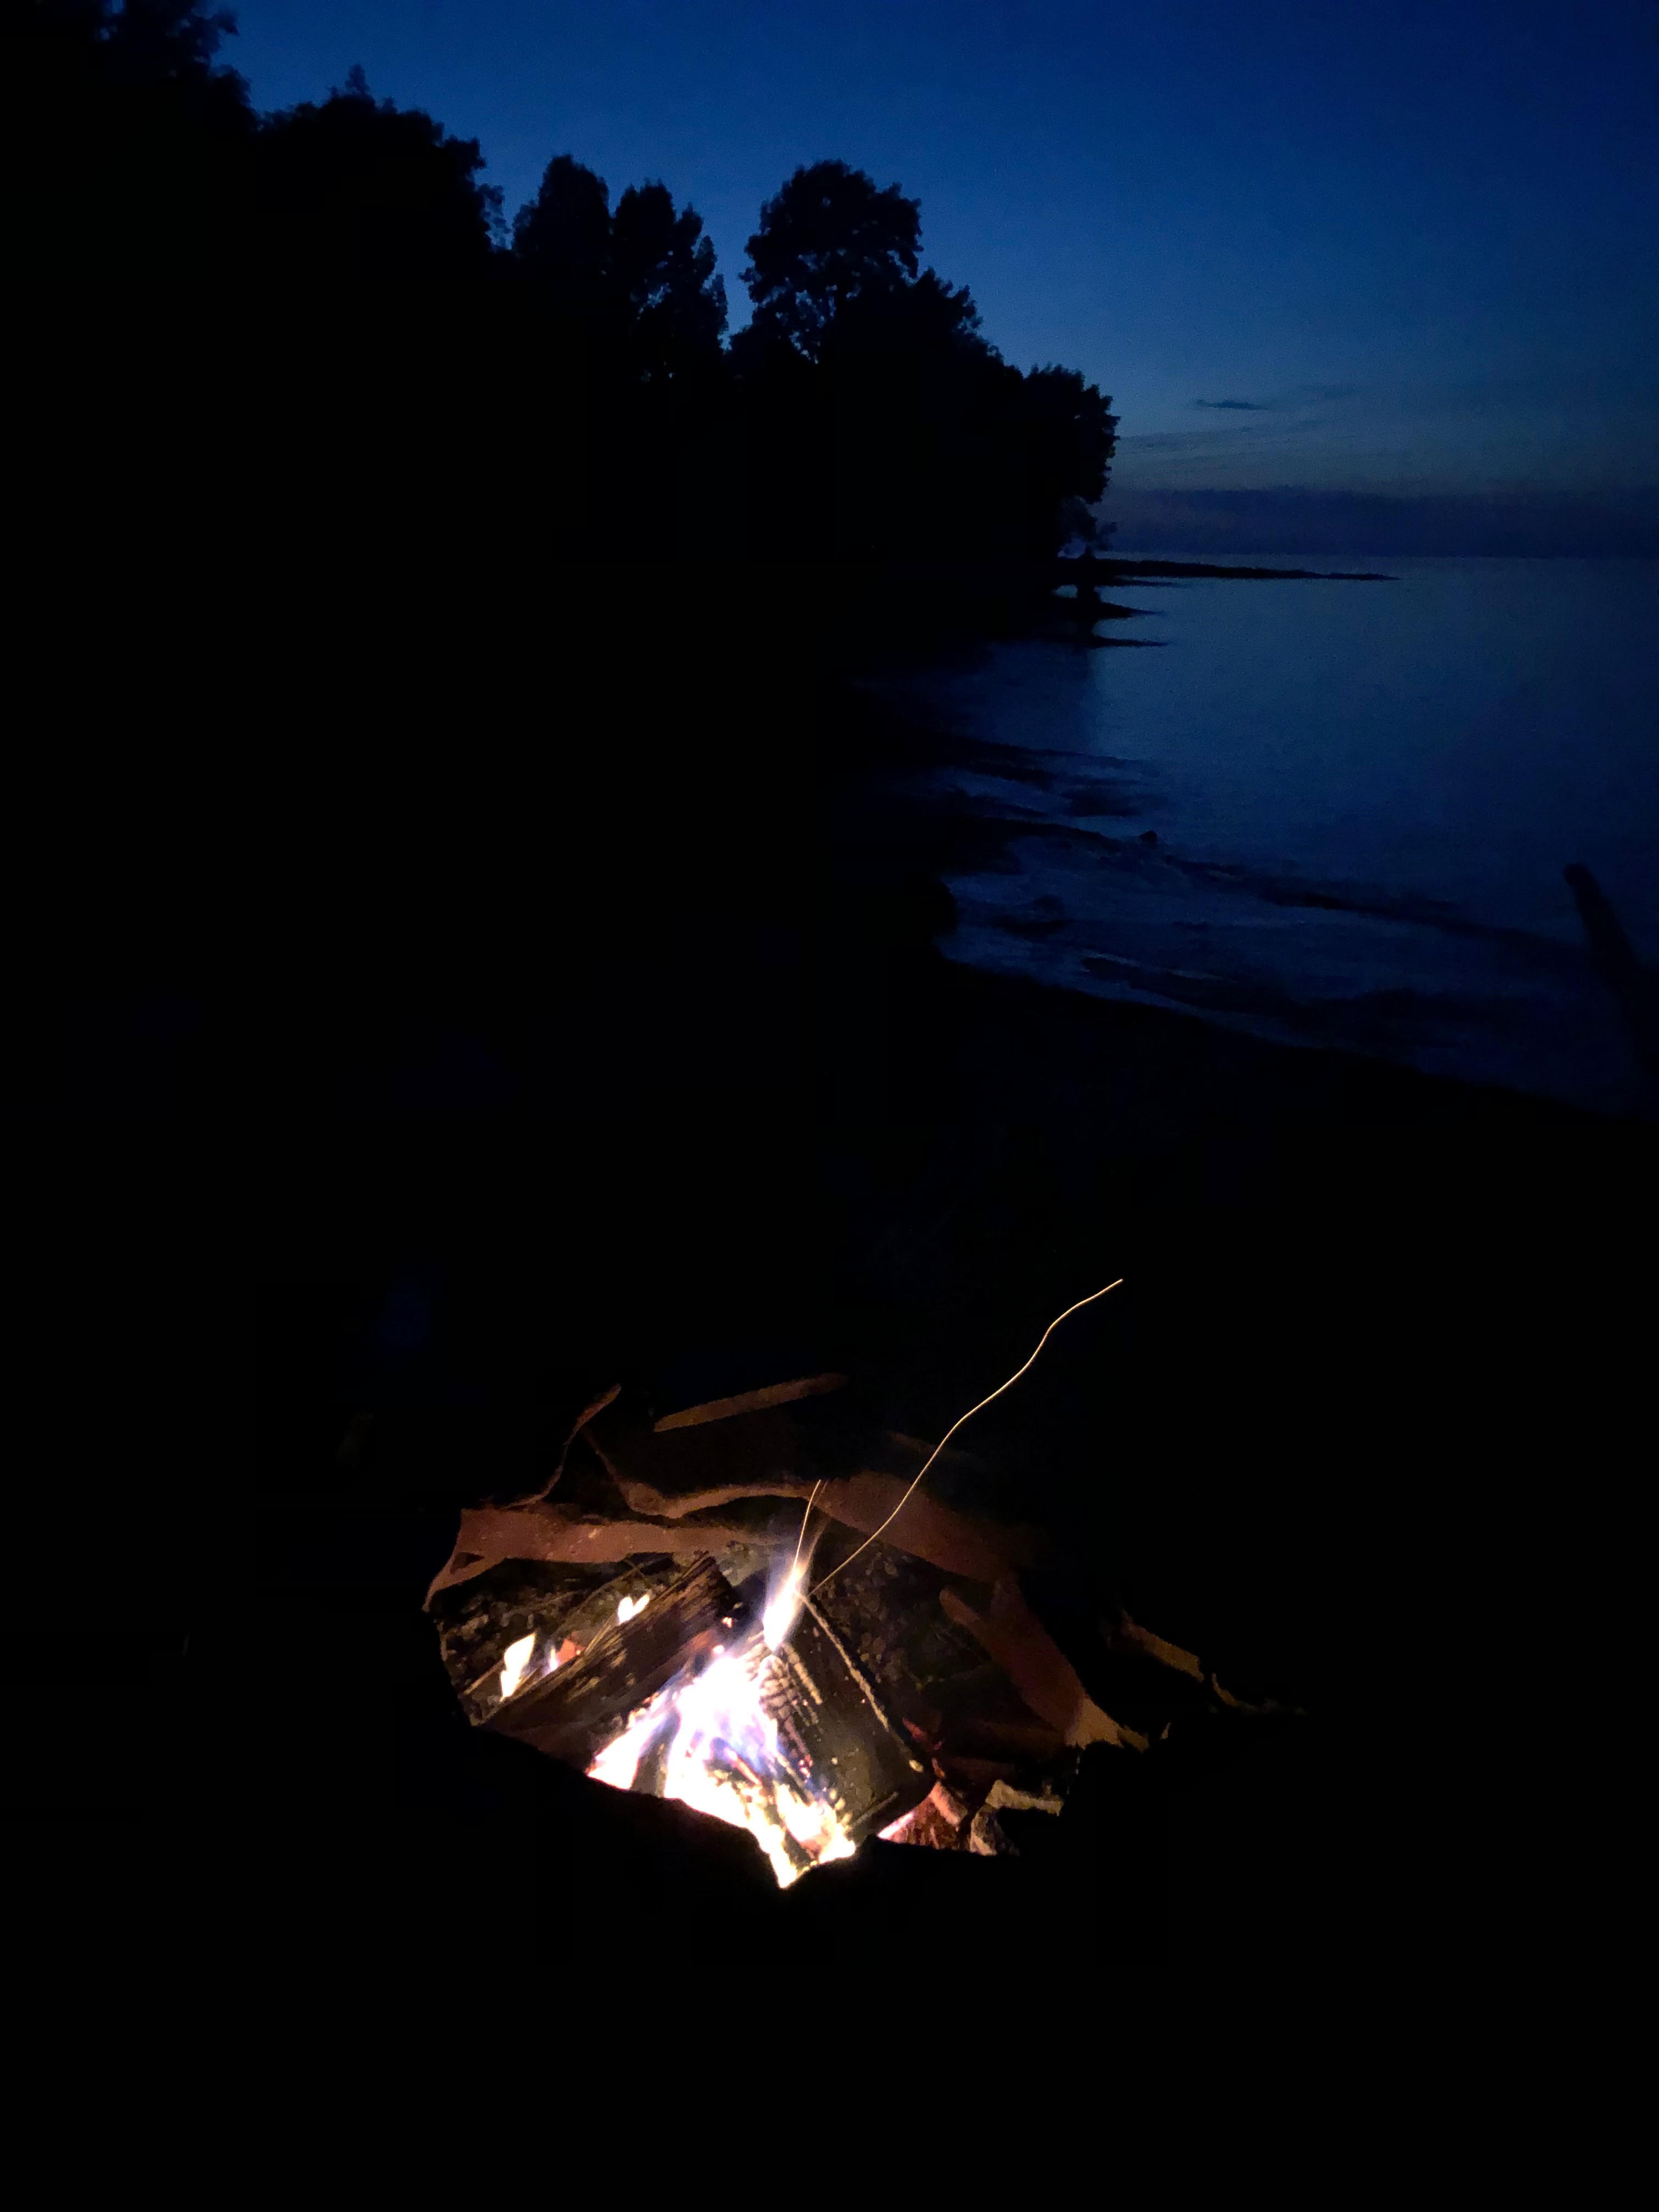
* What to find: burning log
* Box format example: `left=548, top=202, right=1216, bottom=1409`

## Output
left=484, top=1554, right=740, bottom=1768
left=757, top=1594, right=932, bottom=1848
left=475, top=1542, right=934, bottom=1885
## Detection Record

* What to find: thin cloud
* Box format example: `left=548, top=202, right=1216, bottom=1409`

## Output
left=1193, top=397, right=1270, bottom=410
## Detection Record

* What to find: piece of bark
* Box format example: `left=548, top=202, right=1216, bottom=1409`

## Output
left=983, top=1777, right=1067, bottom=1818
left=812, top=1475, right=1037, bottom=1581
left=653, top=1375, right=847, bottom=1430
left=1208, top=1674, right=1304, bottom=1717
left=940, top=1580, right=1148, bottom=1752
left=490, top=1384, right=622, bottom=1507
left=605, top=1476, right=817, bottom=1522
left=484, top=1554, right=741, bottom=1768
left=586, top=1399, right=1037, bottom=1579
left=424, top=1503, right=778, bottom=1604
left=603, top=1470, right=1032, bottom=1580
left=967, top=1807, right=1017, bottom=1857
left=881, top=1779, right=970, bottom=1850
left=587, top=1398, right=811, bottom=1505
left=1100, top=1610, right=1204, bottom=1681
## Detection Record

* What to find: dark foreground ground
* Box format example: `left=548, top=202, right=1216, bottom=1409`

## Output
left=6, top=566, right=1649, bottom=2066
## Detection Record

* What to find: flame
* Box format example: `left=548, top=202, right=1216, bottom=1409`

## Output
left=499, top=1632, right=535, bottom=1701
left=498, top=1630, right=563, bottom=1706
left=616, top=1591, right=649, bottom=1624
left=587, top=1626, right=855, bottom=1888
left=761, top=1567, right=805, bottom=1652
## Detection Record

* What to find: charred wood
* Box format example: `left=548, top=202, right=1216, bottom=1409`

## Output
left=758, top=1594, right=932, bottom=1844
left=484, top=1553, right=740, bottom=1767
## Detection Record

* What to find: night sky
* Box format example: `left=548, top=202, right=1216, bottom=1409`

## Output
left=225, top=0, right=1656, bottom=520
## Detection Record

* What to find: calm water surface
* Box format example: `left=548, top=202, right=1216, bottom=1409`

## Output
left=877, top=555, right=1657, bottom=1113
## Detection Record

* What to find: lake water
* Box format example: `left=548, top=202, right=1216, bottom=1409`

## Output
left=876, top=555, right=1657, bottom=1115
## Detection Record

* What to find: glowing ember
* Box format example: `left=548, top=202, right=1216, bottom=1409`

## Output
left=587, top=1615, right=856, bottom=1888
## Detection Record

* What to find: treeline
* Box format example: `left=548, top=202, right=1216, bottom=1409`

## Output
left=10, top=1, right=1115, bottom=643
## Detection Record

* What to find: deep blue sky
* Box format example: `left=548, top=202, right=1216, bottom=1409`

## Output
left=225, top=0, right=1656, bottom=505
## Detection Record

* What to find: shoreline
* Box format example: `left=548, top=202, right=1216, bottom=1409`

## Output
left=1078, top=555, right=1397, bottom=582
left=837, top=562, right=1653, bottom=1118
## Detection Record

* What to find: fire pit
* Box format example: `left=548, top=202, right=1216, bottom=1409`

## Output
left=426, top=1364, right=1262, bottom=1888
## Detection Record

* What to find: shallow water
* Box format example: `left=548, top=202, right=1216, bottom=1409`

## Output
left=877, top=554, right=1657, bottom=1113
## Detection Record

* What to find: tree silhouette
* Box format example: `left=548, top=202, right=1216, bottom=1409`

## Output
left=1011, top=365, right=1118, bottom=562
left=728, top=159, right=1115, bottom=601
left=7, top=0, right=254, bottom=284
left=9, top=4, right=1119, bottom=653
left=252, top=69, right=501, bottom=286
left=511, top=161, right=726, bottom=383
left=612, top=180, right=728, bottom=381
left=511, top=153, right=613, bottom=320
left=740, top=160, right=921, bottom=363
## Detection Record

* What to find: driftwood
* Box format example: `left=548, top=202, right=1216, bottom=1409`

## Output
left=941, top=1581, right=1148, bottom=1751
left=1100, top=1610, right=1204, bottom=1681
left=484, top=1554, right=740, bottom=1768
left=425, top=1393, right=1041, bottom=1610
left=812, top=1473, right=1036, bottom=1581
left=654, top=1374, right=847, bottom=1430
left=585, top=1398, right=1039, bottom=1580
left=425, top=1503, right=782, bottom=1604
left=493, top=1384, right=622, bottom=1507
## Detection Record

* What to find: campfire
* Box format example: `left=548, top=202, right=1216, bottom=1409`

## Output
left=453, top=1537, right=935, bottom=1886
left=584, top=1567, right=871, bottom=1888
left=428, top=1323, right=1283, bottom=1888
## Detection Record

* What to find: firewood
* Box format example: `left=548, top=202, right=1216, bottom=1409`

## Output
left=424, top=1503, right=778, bottom=1603
left=484, top=1554, right=741, bottom=1768
left=759, top=1596, right=932, bottom=1845
left=1100, top=1610, right=1204, bottom=1681
left=940, top=1580, right=1148, bottom=1751
left=813, top=1473, right=1037, bottom=1579
left=586, top=1397, right=811, bottom=1504
left=881, top=1779, right=970, bottom=1849
left=490, top=1384, right=621, bottom=1505
left=585, top=1397, right=1039, bottom=1578
left=967, top=1806, right=1018, bottom=1855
